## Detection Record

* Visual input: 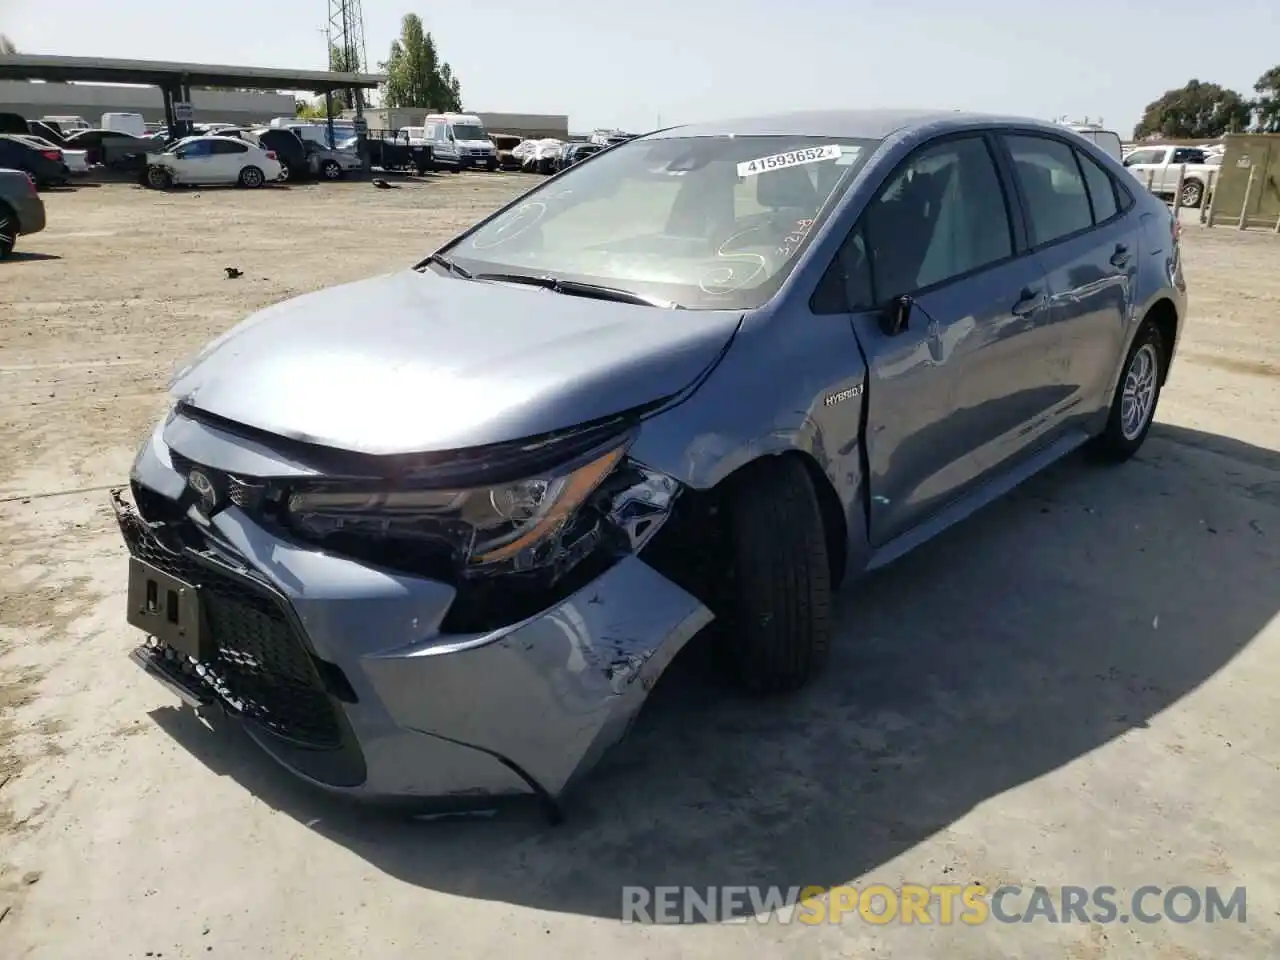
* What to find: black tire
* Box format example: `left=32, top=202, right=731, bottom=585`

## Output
left=238, top=165, right=265, bottom=189
left=321, top=159, right=342, bottom=180
left=1180, top=179, right=1204, bottom=208
left=717, top=457, right=832, bottom=694
left=0, top=201, right=17, bottom=260
left=450, top=165, right=462, bottom=175
left=277, top=163, right=291, bottom=183
left=1091, top=320, right=1166, bottom=462
left=145, top=165, right=172, bottom=190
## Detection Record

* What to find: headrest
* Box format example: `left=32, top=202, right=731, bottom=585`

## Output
left=757, top=165, right=819, bottom=210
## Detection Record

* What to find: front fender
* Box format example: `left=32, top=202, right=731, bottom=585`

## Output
left=630, top=310, right=871, bottom=571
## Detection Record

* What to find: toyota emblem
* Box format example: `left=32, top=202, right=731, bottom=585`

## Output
left=188, top=469, right=217, bottom=512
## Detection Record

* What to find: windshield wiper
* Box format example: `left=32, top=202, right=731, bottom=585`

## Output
left=422, top=253, right=473, bottom=279
left=472, top=272, right=680, bottom=309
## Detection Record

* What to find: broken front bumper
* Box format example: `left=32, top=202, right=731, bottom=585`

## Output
left=116, top=418, right=713, bottom=816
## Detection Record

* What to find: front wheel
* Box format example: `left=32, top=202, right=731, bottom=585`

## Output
left=277, top=163, right=291, bottom=183
left=145, top=165, right=172, bottom=190
left=238, top=165, right=265, bottom=189
left=716, top=457, right=832, bottom=694
left=1091, top=320, right=1166, bottom=462
left=321, top=159, right=342, bottom=180
left=0, top=202, right=17, bottom=259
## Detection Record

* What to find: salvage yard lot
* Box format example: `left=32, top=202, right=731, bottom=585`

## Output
left=1, top=176, right=1279, bottom=959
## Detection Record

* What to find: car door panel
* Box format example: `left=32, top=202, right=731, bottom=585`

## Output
left=840, top=133, right=1056, bottom=546
left=1001, top=134, right=1137, bottom=431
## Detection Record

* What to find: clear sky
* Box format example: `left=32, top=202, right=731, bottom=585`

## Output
left=3, top=0, right=1277, bottom=135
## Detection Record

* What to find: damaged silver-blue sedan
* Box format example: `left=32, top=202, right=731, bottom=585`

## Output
left=114, top=109, right=1186, bottom=818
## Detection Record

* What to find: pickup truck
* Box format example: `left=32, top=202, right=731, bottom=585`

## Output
left=1122, top=145, right=1219, bottom=208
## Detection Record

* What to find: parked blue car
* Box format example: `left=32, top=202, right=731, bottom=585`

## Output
left=114, top=109, right=1185, bottom=817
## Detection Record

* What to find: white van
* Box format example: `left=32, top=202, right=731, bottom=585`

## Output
left=423, top=113, right=496, bottom=172
left=1065, top=124, right=1123, bottom=163
left=101, top=112, right=148, bottom=137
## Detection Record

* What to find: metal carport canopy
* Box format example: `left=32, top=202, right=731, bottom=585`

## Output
left=0, top=54, right=386, bottom=92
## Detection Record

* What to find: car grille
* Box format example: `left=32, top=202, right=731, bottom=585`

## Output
left=114, top=492, right=344, bottom=749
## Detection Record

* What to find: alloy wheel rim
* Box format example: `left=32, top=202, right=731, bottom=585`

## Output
left=0, top=214, right=14, bottom=250
left=1182, top=183, right=1200, bottom=205
left=245, top=169, right=262, bottom=186
left=1120, top=343, right=1159, bottom=440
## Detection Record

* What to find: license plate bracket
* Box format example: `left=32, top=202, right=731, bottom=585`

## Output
left=126, top=557, right=205, bottom=661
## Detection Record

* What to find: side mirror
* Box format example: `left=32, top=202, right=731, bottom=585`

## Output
left=880, top=295, right=912, bottom=336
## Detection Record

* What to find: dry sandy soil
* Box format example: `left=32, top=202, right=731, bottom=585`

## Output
left=1, top=175, right=1278, bottom=959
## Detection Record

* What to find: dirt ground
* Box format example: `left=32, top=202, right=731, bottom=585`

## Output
left=1, top=176, right=1278, bottom=959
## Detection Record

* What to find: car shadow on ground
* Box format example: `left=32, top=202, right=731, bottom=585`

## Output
left=148, top=422, right=1279, bottom=920
left=2, top=252, right=62, bottom=263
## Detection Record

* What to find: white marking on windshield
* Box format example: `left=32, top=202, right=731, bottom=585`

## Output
left=737, top=144, right=850, bottom=178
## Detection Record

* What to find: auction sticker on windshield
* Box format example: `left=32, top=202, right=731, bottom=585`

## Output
left=738, top=144, right=846, bottom=178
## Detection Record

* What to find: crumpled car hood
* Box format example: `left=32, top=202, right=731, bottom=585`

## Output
left=171, top=269, right=741, bottom=456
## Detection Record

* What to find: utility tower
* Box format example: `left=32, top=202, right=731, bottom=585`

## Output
left=326, top=0, right=368, bottom=74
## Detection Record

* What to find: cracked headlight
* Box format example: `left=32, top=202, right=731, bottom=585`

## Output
left=284, top=442, right=627, bottom=569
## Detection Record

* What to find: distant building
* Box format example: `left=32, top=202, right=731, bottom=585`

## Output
left=0, top=81, right=296, bottom=128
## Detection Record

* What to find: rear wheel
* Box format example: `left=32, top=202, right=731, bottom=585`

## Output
left=238, top=165, right=265, bottom=189
left=0, top=202, right=17, bottom=259
left=1180, top=178, right=1204, bottom=208
left=321, top=159, right=342, bottom=180
left=716, top=458, right=832, bottom=694
left=1091, top=320, right=1166, bottom=462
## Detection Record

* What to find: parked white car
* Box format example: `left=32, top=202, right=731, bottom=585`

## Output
left=148, top=136, right=282, bottom=188
left=14, top=134, right=90, bottom=174
left=521, top=138, right=563, bottom=174
left=1122, top=144, right=1216, bottom=207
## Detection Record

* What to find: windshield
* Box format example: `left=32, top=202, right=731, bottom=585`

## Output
left=444, top=134, right=877, bottom=310
left=451, top=123, right=488, bottom=141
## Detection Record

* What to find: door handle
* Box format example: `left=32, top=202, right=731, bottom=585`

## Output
left=1011, top=287, right=1045, bottom=317
left=1110, top=244, right=1131, bottom=268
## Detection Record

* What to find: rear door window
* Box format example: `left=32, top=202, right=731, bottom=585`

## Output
left=1075, top=148, right=1119, bottom=223
left=1003, top=135, right=1094, bottom=246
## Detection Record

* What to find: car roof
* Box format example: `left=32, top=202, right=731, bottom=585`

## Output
left=649, top=109, right=1077, bottom=141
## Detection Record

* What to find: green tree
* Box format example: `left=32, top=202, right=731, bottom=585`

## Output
left=1133, top=79, right=1253, bottom=139
left=379, top=14, right=463, bottom=111
left=0, top=34, right=17, bottom=54
left=1253, top=65, right=1280, bottom=133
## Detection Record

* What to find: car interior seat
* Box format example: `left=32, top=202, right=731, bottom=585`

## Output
left=867, top=167, right=950, bottom=298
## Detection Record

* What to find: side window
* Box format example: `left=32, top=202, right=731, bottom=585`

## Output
left=1171, top=148, right=1205, bottom=165
left=863, top=136, right=1013, bottom=297
left=1075, top=148, right=1119, bottom=223
left=1123, top=149, right=1158, bottom=166
left=1004, top=135, right=1094, bottom=246
left=812, top=225, right=874, bottom=314
left=212, top=140, right=247, bottom=154
left=180, top=140, right=213, bottom=157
